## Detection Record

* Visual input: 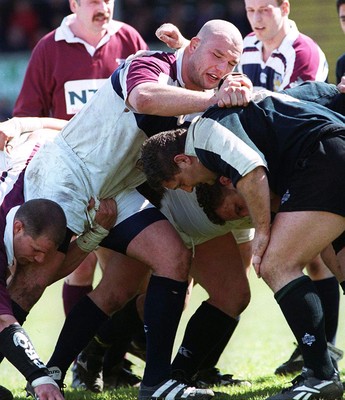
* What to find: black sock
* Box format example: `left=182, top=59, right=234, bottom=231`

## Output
left=98, top=295, right=143, bottom=344
left=0, top=324, right=49, bottom=383
left=197, top=321, right=236, bottom=371
left=101, top=296, right=144, bottom=373
left=172, top=301, right=238, bottom=379
left=313, top=277, right=340, bottom=345
left=47, top=295, right=109, bottom=380
left=275, top=276, right=334, bottom=379
left=142, top=275, right=187, bottom=387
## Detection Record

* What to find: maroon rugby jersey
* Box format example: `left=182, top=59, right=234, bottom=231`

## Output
left=13, top=17, right=148, bottom=120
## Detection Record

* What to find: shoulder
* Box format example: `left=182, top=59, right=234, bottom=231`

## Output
left=128, top=51, right=177, bottom=74
left=29, top=29, right=59, bottom=59
left=292, top=33, right=325, bottom=56
left=243, top=32, right=258, bottom=48
left=33, top=30, right=57, bottom=49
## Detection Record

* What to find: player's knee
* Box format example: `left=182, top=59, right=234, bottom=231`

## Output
left=210, top=287, right=250, bottom=317
left=151, top=246, right=192, bottom=281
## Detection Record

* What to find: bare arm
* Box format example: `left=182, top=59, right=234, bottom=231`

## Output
left=128, top=76, right=252, bottom=116
left=54, top=198, right=118, bottom=281
left=236, top=167, right=271, bottom=277
left=127, top=82, right=218, bottom=116
left=0, top=117, right=67, bottom=149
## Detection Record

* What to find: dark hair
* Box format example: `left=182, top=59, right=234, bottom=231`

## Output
left=337, top=0, right=345, bottom=13
left=139, top=128, right=188, bottom=193
left=195, top=182, right=226, bottom=225
left=15, top=199, right=67, bottom=247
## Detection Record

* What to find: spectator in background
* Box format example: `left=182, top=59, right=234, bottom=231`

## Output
left=2, top=0, right=41, bottom=52
left=238, top=0, right=328, bottom=91
left=0, top=0, right=71, bottom=52
left=120, top=0, right=251, bottom=45
left=12, top=0, right=148, bottom=390
left=336, top=0, right=345, bottom=83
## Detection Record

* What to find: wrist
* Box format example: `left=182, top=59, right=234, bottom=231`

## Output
left=76, top=223, right=109, bottom=253
left=31, top=376, right=59, bottom=389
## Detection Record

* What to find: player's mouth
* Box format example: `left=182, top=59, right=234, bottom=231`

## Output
left=206, top=73, right=221, bottom=84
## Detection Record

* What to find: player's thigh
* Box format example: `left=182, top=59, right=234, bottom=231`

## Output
left=127, top=219, right=192, bottom=281
left=103, top=189, right=191, bottom=280
left=89, top=248, right=150, bottom=314
left=191, top=232, right=250, bottom=315
left=260, top=210, right=345, bottom=291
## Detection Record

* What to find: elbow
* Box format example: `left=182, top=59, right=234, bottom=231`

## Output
left=129, top=86, right=158, bottom=114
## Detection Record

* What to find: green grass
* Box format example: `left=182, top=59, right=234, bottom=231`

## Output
left=2, top=270, right=345, bottom=399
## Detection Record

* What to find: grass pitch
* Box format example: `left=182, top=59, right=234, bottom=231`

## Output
left=1, top=269, right=344, bottom=400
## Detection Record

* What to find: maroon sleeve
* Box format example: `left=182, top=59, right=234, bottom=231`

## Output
left=13, top=32, right=57, bottom=117
left=126, top=52, right=177, bottom=94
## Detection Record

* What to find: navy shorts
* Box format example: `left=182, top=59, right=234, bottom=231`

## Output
left=100, top=207, right=167, bottom=254
left=279, top=131, right=345, bottom=217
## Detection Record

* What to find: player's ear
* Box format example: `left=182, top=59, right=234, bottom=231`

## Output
left=174, top=154, right=192, bottom=166
left=281, top=0, right=290, bottom=16
left=219, top=176, right=232, bottom=186
left=189, top=37, right=200, bottom=53
left=13, top=220, right=24, bottom=235
left=69, top=0, right=78, bottom=13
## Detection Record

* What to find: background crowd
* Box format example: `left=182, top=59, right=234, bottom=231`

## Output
left=0, top=0, right=251, bottom=52
left=0, top=0, right=343, bottom=119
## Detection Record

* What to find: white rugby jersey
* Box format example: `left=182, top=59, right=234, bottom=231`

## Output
left=238, top=20, right=328, bottom=92
left=24, top=49, right=195, bottom=234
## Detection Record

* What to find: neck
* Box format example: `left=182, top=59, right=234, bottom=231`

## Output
left=195, top=159, right=217, bottom=184
left=262, top=20, right=291, bottom=61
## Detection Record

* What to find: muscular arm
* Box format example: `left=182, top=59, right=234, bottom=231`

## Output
left=128, top=77, right=252, bottom=117
left=127, top=82, right=218, bottom=116
left=236, top=167, right=271, bottom=276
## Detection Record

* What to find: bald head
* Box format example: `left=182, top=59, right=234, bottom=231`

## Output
left=183, top=19, right=243, bottom=90
left=196, top=20, right=243, bottom=53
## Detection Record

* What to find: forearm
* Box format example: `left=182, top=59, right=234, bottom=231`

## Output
left=12, top=117, right=67, bottom=132
left=236, top=167, right=271, bottom=236
left=7, top=254, right=65, bottom=311
left=128, top=83, right=217, bottom=116
left=236, top=167, right=271, bottom=273
left=0, top=117, right=67, bottom=146
left=53, top=240, right=89, bottom=282
left=55, top=198, right=117, bottom=281
left=0, top=324, right=59, bottom=391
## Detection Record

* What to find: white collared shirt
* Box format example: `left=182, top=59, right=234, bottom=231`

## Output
left=4, top=206, right=19, bottom=267
left=55, top=14, right=124, bottom=56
